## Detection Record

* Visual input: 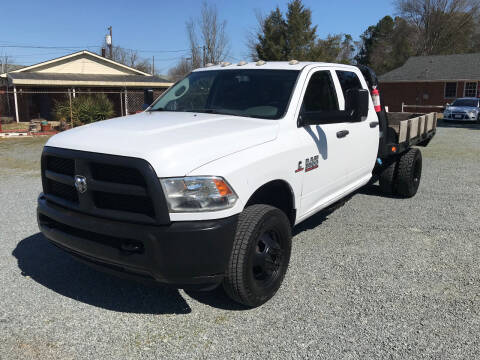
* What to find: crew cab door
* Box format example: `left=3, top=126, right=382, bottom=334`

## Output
left=334, top=69, right=379, bottom=184
left=295, top=69, right=356, bottom=220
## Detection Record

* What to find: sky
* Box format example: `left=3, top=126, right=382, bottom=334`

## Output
left=1, top=0, right=396, bottom=74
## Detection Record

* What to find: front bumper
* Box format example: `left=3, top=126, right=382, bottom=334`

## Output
left=37, top=194, right=238, bottom=289
left=443, top=113, right=478, bottom=121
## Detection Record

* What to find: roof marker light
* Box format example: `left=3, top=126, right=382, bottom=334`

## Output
left=237, top=61, right=247, bottom=66
left=289, top=59, right=299, bottom=65
left=256, top=60, right=266, bottom=66
left=205, top=63, right=215, bottom=67
left=221, top=62, right=232, bottom=67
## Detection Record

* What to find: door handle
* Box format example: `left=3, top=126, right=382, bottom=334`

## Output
left=336, top=130, right=349, bottom=138
left=370, top=121, right=379, bottom=128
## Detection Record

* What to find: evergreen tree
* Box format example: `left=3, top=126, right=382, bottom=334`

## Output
left=355, top=16, right=416, bottom=74
left=256, top=8, right=287, bottom=61
left=253, top=0, right=353, bottom=63
left=285, top=0, right=317, bottom=60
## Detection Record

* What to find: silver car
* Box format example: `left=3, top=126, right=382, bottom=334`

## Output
left=443, top=97, right=480, bottom=123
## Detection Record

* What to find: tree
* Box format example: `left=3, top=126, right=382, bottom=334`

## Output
left=355, top=16, right=416, bottom=74
left=0, top=53, right=16, bottom=74
left=168, top=58, right=193, bottom=81
left=254, top=8, right=287, bottom=61
left=252, top=0, right=354, bottom=64
left=357, top=1, right=480, bottom=74
left=312, top=34, right=356, bottom=64
left=168, top=2, right=230, bottom=78
left=186, top=1, right=230, bottom=66
left=285, top=0, right=317, bottom=60
left=99, top=44, right=153, bottom=74
left=395, top=0, right=480, bottom=55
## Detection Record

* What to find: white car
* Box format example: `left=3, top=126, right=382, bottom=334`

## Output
left=37, top=61, right=436, bottom=307
left=444, top=97, right=480, bottom=122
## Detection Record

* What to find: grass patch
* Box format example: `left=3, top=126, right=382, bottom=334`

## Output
left=0, top=137, right=49, bottom=175
left=1, top=122, right=30, bottom=131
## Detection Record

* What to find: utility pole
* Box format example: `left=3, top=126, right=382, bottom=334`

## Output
left=152, top=56, right=155, bottom=75
left=106, top=26, right=113, bottom=59
left=203, top=46, right=206, bottom=67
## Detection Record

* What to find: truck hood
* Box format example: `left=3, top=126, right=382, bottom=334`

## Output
left=46, top=111, right=279, bottom=177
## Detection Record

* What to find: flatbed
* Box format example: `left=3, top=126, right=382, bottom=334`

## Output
left=381, top=111, right=437, bottom=156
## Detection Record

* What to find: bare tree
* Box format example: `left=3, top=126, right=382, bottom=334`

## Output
left=168, top=58, right=193, bottom=81
left=0, top=53, right=13, bottom=74
left=396, top=0, right=480, bottom=54
left=186, top=1, right=230, bottom=66
left=99, top=43, right=152, bottom=73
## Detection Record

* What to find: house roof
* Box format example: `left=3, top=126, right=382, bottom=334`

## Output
left=379, top=53, right=480, bottom=82
left=0, top=50, right=173, bottom=88
left=3, top=50, right=151, bottom=76
left=6, top=72, right=172, bottom=87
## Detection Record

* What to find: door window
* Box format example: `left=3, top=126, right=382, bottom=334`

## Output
left=336, top=71, right=363, bottom=98
left=300, top=71, right=340, bottom=125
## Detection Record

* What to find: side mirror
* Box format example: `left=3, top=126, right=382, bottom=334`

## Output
left=345, top=88, right=369, bottom=122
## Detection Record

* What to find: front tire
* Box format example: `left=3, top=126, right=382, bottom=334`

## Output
left=223, top=204, right=292, bottom=307
left=396, top=148, right=422, bottom=198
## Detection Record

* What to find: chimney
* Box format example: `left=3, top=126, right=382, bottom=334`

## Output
left=101, top=48, right=106, bottom=57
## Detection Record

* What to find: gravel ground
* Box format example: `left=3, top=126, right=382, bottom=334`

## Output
left=1, top=122, right=479, bottom=359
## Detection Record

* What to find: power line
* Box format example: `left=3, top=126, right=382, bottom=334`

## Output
left=0, top=43, right=198, bottom=54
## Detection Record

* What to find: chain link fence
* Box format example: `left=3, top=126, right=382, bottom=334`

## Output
left=0, top=88, right=165, bottom=124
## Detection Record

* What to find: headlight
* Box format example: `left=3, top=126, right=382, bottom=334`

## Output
left=160, top=176, right=238, bottom=212
left=467, top=111, right=476, bottom=118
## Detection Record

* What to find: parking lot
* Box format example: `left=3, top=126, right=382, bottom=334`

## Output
left=1, top=122, right=479, bottom=359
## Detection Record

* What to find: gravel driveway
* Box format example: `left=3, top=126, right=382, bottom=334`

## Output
left=1, top=122, right=479, bottom=359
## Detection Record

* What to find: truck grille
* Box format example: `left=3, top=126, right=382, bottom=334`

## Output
left=41, top=147, right=170, bottom=225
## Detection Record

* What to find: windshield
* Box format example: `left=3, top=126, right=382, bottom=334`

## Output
left=149, top=69, right=299, bottom=119
left=452, top=99, right=479, bottom=107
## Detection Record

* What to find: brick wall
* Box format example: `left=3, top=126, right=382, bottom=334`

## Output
left=379, top=81, right=480, bottom=112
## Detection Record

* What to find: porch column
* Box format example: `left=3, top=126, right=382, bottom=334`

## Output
left=124, top=88, right=129, bottom=115
left=13, top=85, right=19, bottom=123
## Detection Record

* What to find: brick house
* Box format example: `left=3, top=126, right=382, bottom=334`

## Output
left=379, top=53, right=480, bottom=112
left=0, top=50, right=173, bottom=122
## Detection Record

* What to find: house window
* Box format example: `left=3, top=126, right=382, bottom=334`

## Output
left=464, top=82, right=478, bottom=97
left=444, top=82, right=457, bottom=98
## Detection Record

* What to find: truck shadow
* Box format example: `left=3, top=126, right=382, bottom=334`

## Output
left=356, top=184, right=402, bottom=199
left=12, top=233, right=192, bottom=315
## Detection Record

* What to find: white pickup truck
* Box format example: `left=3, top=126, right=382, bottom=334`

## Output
left=37, top=61, right=436, bottom=307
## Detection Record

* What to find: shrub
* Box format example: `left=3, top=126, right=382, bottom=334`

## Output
left=54, top=94, right=115, bottom=127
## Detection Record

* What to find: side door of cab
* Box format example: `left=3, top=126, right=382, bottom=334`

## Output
left=333, top=68, right=379, bottom=185
left=294, top=68, right=356, bottom=221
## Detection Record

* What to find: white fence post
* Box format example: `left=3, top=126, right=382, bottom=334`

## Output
left=124, top=89, right=129, bottom=115
left=120, top=92, right=124, bottom=116
left=401, top=102, right=404, bottom=113
left=13, top=86, right=19, bottom=123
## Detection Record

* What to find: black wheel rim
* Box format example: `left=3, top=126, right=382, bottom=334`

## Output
left=252, top=230, right=283, bottom=286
